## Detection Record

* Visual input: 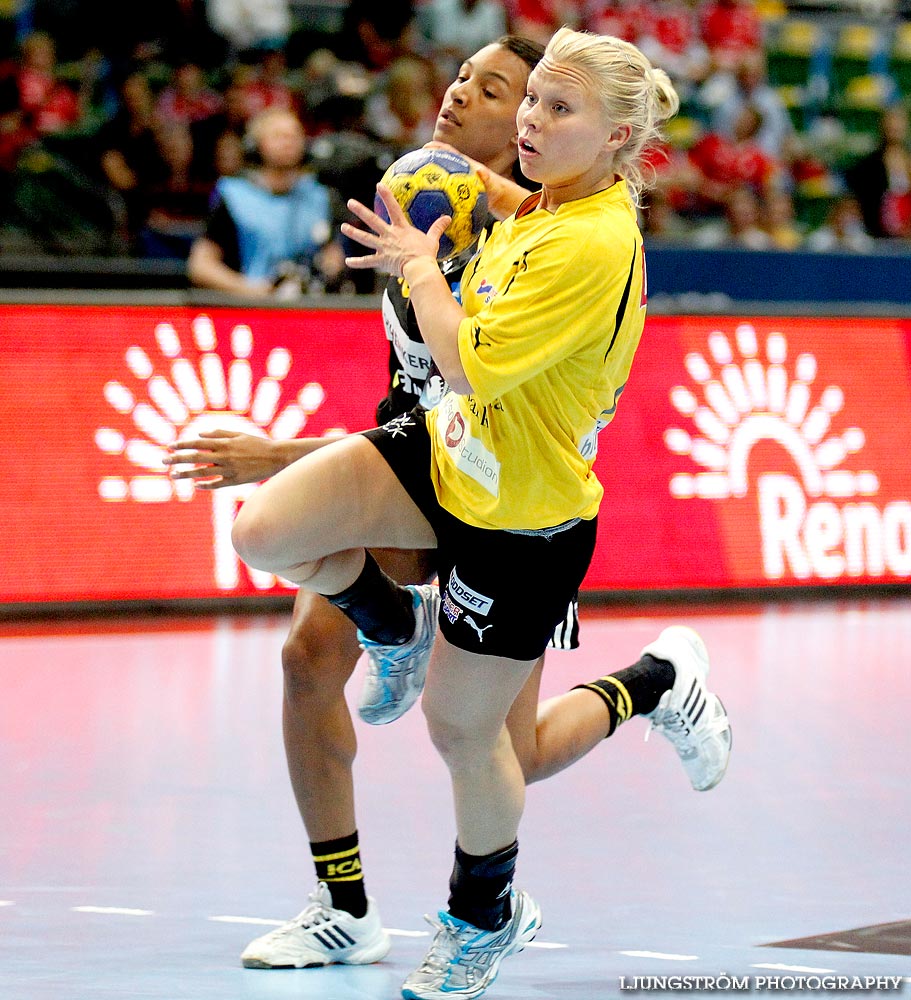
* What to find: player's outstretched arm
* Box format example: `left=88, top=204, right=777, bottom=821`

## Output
left=163, top=429, right=344, bottom=489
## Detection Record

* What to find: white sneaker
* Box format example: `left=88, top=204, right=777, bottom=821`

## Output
left=241, top=883, right=391, bottom=968
left=357, top=584, right=439, bottom=725
left=641, top=626, right=732, bottom=792
left=401, top=890, right=542, bottom=1000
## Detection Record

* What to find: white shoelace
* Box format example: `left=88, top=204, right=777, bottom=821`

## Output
left=418, top=915, right=467, bottom=973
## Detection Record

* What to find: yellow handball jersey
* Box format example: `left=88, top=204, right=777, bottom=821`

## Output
left=427, top=180, right=647, bottom=531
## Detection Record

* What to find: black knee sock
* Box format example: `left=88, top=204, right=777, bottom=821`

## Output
left=311, top=832, right=368, bottom=919
left=574, top=654, right=676, bottom=737
left=448, top=840, right=518, bottom=932
left=325, top=551, right=415, bottom=644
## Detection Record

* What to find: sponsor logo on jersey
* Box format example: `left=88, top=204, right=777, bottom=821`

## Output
left=442, top=592, right=462, bottom=624
left=444, top=410, right=465, bottom=447
left=577, top=384, right=626, bottom=460
left=419, top=372, right=448, bottom=410
left=447, top=567, right=493, bottom=616
left=663, top=323, right=910, bottom=582
left=382, top=289, right=433, bottom=382
left=476, top=278, right=497, bottom=304
left=437, top=395, right=500, bottom=496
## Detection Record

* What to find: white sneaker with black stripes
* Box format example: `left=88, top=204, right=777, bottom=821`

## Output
left=240, top=882, right=390, bottom=968
left=641, top=626, right=732, bottom=792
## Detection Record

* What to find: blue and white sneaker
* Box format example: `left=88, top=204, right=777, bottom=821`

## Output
left=641, top=626, right=732, bottom=791
left=357, top=584, right=439, bottom=725
left=401, top=890, right=542, bottom=1000
left=240, top=882, right=390, bottom=968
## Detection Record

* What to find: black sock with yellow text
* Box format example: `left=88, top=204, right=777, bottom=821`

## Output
left=311, top=832, right=368, bottom=918
left=573, top=655, right=676, bottom=737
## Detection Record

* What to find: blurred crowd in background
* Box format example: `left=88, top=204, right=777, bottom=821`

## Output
left=0, top=0, right=910, bottom=294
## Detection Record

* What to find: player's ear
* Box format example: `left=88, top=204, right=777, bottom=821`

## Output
left=605, top=123, right=632, bottom=151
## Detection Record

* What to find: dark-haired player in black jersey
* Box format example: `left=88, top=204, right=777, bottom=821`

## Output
left=164, top=36, right=702, bottom=973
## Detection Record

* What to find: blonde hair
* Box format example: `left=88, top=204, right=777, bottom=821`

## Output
left=543, top=27, right=679, bottom=202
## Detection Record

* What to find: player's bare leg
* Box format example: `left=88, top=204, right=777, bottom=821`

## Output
left=281, top=549, right=435, bottom=840
left=506, top=657, right=616, bottom=783
left=232, top=435, right=436, bottom=593
left=234, top=438, right=436, bottom=971
left=508, top=637, right=731, bottom=792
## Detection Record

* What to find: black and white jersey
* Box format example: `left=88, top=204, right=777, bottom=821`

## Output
left=373, top=240, right=481, bottom=426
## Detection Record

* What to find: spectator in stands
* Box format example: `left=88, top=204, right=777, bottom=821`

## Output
left=206, top=0, right=291, bottom=59
left=699, top=0, right=762, bottom=71
left=97, top=71, right=171, bottom=250
left=635, top=0, right=710, bottom=100
left=417, top=0, right=508, bottom=68
left=846, top=104, right=911, bottom=240
left=686, top=104, right=782, bottom=211
left=584, top=0, right=653, bottom=42
left=187, top=107, right=346, bottom=296
left=365, top=54, right=438, bottom=157
left=708, top=49, right=792, bottom=160
left=139, top=120, right=212, bottom=259
left=641, top=186, right=693, bottom=241
left=296, top=48, right=372, bottom=133
left=761, top=188, right=803, bottom=249
left=231, top=48, right=294, bottom=118
left=693, top=184, right=771, bottom=248
left=0, top=57, right=30, bottom=173
left=38, top=0, right=226, bottom=72
left=507, top=0, right=584, bottom=44
left=155, top=60, right=223, bottom=127
left=805, top=195, right=874, bottom=253
left=338, top=0, right=419, bottom=71
left=211, top=128, right=244, bottom=178
left=15, top=30, right=81, bottom=137
left=189, top=73, right=252, bottom=185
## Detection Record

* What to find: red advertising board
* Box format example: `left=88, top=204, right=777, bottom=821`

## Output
left=2, top=305, right=910, bottom=604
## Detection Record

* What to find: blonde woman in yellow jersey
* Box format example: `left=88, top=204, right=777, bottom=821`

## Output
left=233, top=28, right=731, bottom=1000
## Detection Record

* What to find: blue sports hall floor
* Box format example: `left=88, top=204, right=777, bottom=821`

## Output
left=2, top=595, right=910, bottom=999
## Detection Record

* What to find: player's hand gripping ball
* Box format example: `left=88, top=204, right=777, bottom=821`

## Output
left=374, top=148, right=488, bottom=261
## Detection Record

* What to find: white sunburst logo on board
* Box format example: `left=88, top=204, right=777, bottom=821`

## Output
left=96, top=314, right=326, bottom=590
left=664, top=323, right=911, bottom=581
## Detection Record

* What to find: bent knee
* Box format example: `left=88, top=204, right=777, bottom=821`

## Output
left=232, top=510, right=323, bottom=580
left=423, top=702, right=499, bottom=768
left=231, top=506, right=276, bottom=572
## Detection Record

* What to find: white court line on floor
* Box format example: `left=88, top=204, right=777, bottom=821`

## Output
left=71, top=906, right=154, bottom=916
left=204, top=915, right=564, bottom=947
left=752, top=963, right=837, bottom=973
left=0, top=901, right=13, bottom=907
left=209, top=916, right=284, bottom=926
left=619, top=951, right=700, bottom=961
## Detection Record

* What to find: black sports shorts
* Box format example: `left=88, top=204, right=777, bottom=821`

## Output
left=362, top=408, right=596, bottom=661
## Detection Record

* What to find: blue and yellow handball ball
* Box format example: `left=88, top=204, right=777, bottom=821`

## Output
left=375, top=148, right=488, bottom=261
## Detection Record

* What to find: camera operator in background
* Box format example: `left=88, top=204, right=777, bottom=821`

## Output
left=187, top=106, right=347, bottom=297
